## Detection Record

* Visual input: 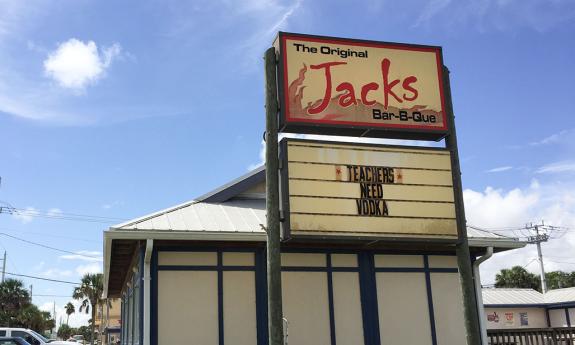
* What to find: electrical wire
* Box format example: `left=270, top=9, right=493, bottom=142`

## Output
left=0, top=205, right=126, bottom=224
left=4, top=271, right=79, bottom=285
left=0, top=237, right=21, bottom=273
left=546, top=259, right=575, bottom=265
left=523, top=258, right=538, bottom=268
left=0, top=227, right=94, bottom=243
left=0, top=232, right=101, bottom=259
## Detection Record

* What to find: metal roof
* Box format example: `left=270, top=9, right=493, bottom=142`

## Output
left=110, top=168, right=524, bottom=249
left=482, top=288, right=545, bottom=306
left=482, top=287, right=575, bottom=307
left=544, top=287, right=575, bottom=304
left=113, top=198, right=266, bottom=233
left=104, top=167, right=527, bottom=297
left=111, top=196, right=524, bottom=249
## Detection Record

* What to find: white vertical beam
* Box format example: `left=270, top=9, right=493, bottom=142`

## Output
left=143, top=239, right=153, bottom=345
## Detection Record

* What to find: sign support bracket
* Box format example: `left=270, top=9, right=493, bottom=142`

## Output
left=265, top=46, right=284, bottom=345
left=443, top=65, right=482, bottom=345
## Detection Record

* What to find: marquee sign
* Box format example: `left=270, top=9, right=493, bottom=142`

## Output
left=274, top=32, right=447, bottom=140
left=279, top=139, right=457, bottom=239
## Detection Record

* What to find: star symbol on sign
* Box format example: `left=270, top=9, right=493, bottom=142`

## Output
left=396, top=169, right=403, bottom=183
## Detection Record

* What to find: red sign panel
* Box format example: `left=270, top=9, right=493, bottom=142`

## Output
left=275, top=32, right=448, bottom=140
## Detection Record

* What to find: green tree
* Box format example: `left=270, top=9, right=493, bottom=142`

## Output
left=495, top=266, right=541, bottom=291
left=0, top=278, right=32, bottom=326
left=57, top=324, right=76, bottom=340
left=16, top=304, right=54, bottom=333
left=77, top=325, right=92, bottom=343
left=73, top=273, right=106, bottom=345
left=546, top=271, right=575, bottom=290
left=65, top=302, right=75, bottom=325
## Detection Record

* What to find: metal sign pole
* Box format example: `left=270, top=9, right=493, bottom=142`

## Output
left=443, top=65, right=482, bottom=345
left=264, top=46, right=284, bottom=345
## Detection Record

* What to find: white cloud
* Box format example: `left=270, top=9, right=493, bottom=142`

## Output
left=529, top=129, right=574, bottom=147
left=248, top=140, right=267, bottom=171
left=47, top=208, right=63, bottom=217
left=60, top=251, right=103, bottom=263
left=536, top=161, right=575, bottom=174
left=43, top=39, right=121, bottom=91
left=75, top=262, right=102, bottom=276
left=413, top=0, right=575, bottom=32
left=486, top=166, right=513, bottom=173
left=12, top=206, right=37, bottom=224
left=414, top=0, right=453, bottom=27
left=41, top=268, right=73, bottom=278
left=228, top=0, right=304, bottom=69
left=464, top=184, right=539, bottom=229
left=466, top=181, right=575, bottom=284
left=33, top=261, right=46, bottom=271
left=40, top=300, right=91, bottom=328
left=263, top=0, right=302, bottom=36
left=102, top=200, right=124, bottom=210
left=248, top=133, right=442, bottom=170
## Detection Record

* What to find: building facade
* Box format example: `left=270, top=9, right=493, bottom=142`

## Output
left=104, top=167, right=525, bottom=345
left=483, top=287, right=575, bottom=329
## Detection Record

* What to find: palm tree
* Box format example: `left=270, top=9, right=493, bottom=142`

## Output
left=0, top=279, right=31, bottom=326
left=495, top=266, right=540, bottom=291
left=65, top=302, right=75, bottom=325
left=73, top=273, right=107, bottom=345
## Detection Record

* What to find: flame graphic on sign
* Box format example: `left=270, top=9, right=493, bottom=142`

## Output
left=287, top=63, right=443, bottom=125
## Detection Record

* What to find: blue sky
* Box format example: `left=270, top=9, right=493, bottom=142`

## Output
left=0, top=0, right=574, bottom=326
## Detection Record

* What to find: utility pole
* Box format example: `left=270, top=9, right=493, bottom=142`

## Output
left=30, top=284, right=33, bottom=299
left=1, top=251, right=6, bottom=282
left=443, top=66, right=482, bottom=345
left=526, top=222, right=550, bottom=293
left=264, top=46, right=284, bottom=345
left=53, top=301, right=57, bottom=336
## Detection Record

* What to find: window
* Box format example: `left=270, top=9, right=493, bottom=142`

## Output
left=0, top=331, right=5, bottom=336
left=121, top=254, right=143, bottom=345
left=11, top=331, right=40, bottom=345
left=133, top=272, right=141, bottom=345
left=0, top=340, right=21, bottom=345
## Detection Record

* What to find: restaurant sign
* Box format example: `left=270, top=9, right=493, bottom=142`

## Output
left=279, top=138, right=457, bottom=239
left=274, top=32, right=448, bottom=140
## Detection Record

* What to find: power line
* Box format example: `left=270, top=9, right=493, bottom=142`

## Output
left=0, top=205, right=126, bottom=224
left=0, top=240, right=20, bottom=275
left=467, top=224, right=527, bottom=232
left=33, top=294, right=74, bottom=298
left=4, top=271, right=79, bottom=285
left=546, top=259, right=575, bottom=265
left=523, top=258, right=538, bottom=269
left=0, top=232, right=101, bottom=259
left=0, top=227, right=95, bottom=243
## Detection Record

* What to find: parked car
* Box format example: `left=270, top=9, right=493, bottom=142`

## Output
left=0, top=329, right=75, bottom=345
left=0, top=337, right=33, bottom=345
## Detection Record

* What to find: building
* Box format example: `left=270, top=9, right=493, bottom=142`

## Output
left=483, top=287, right=575, bottom=329
left=103, top=166, right=526, bottom=345
left=94, top=299, right=121, bottom=345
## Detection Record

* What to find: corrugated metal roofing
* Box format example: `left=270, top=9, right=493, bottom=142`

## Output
left=467, top=226, right=509, bottom=239
left=482, top=287, right=575, bottom=306
left=113, top=198, right=265, bottom=233
left=482, top=288, right=545, bottom=306
left=544, top=287, right=575, bottom=304
left=111, top=197, right=521, bottom=246
left=110, top=168, right=523, bottom=248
